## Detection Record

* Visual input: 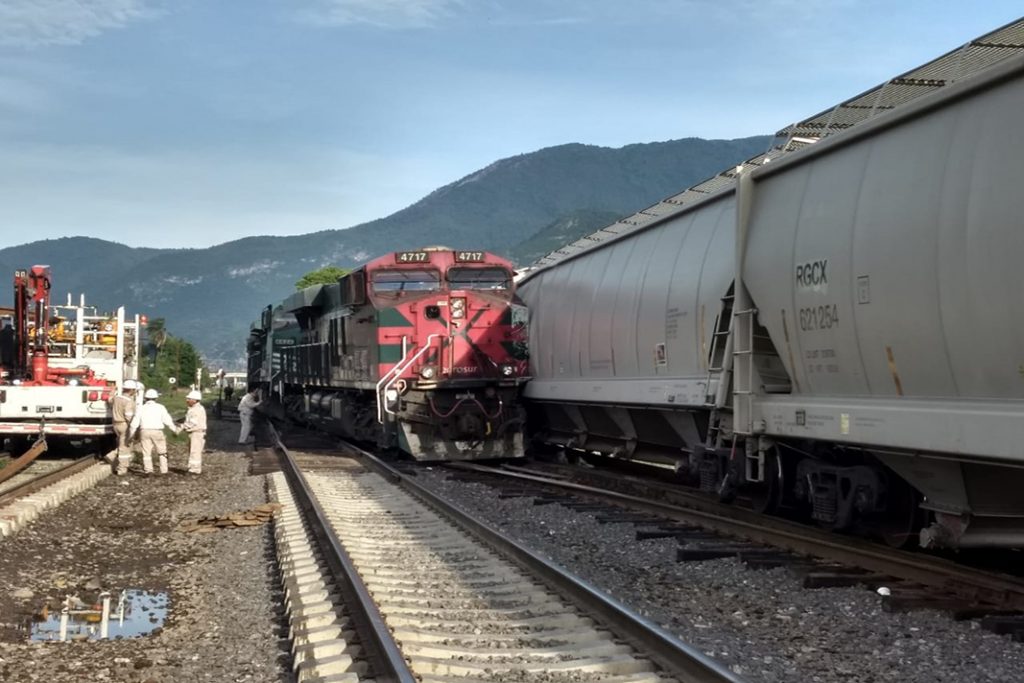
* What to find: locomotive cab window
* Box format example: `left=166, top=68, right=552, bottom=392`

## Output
left=273, top=312, right=297, bottom=331
left=371, top=269, right=442, bottom=294
left=447, top=267, right=511, bottom=291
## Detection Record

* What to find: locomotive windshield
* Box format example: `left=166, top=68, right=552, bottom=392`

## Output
left=447, top=267, right=512, bottom=291
left=371, top=269, right=442, bottom=293
left=272, top=311, right=297, bottom=330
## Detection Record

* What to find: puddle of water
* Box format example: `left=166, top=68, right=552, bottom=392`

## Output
left=28, top=589, right=168, bottom=642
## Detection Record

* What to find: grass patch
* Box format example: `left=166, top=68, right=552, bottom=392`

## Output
left=153, top=389, right=214, bottom=444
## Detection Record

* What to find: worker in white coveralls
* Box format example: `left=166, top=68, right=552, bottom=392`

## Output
left=237, top=389, right=261, bottom=444
left=110, top=379, right=138, bottom=475
left=129, top=388, right=181, bottom=474
left=180, top=389, right=207, bottom=474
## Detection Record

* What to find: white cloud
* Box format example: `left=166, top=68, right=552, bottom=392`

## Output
left=0, top=0, right=155, bottom=47
left=297, top=0, right=465, bottom=28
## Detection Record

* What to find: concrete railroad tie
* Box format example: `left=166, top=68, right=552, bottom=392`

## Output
left=0, top=464, right=112, bottom=538
left=296, top=466, right=675, bottom=683
left=269, top=473, right=362, bottom=683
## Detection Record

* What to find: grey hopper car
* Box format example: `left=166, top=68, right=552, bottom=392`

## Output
left=519, top=50, right=1024, bottom=549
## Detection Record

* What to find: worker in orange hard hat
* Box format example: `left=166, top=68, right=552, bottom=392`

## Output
left=180, top=389, right=207, bottom=475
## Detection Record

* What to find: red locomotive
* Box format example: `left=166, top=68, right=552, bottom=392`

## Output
left=257, top=247, right=529, bottom=460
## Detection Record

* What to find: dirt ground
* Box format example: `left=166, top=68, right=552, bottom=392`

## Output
left=0, top=415, right=290, bottom=682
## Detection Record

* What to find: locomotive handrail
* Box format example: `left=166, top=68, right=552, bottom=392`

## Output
left=375, top=333, right=442, bottom=423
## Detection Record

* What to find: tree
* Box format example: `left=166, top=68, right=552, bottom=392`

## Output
left=140, top=325, right=207, bottom=392
left=295, top=266, right=350, bottom=290
left=146, top=317, right=169, bottom=351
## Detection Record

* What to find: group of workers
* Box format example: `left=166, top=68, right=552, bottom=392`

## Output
left=110, top=380, right=261, bottom=476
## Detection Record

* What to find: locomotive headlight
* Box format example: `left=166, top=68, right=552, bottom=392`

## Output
left=501, top=364, right=515, bottom=377
left=420, top=365, right=436, bottom=379
left=384, top=389, right=399, bottom=404
left=451, top=297, right=466, bottom=319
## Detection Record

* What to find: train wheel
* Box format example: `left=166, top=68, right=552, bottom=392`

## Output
left=879, top=477, right=921, bottom=548
left=749, top=451, right=782, bottom=514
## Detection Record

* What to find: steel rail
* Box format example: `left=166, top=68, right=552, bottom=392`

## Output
left=344, top=440, right=749, bottom=683
left=0, top=453, right=97, bottom=509
left=269, top=425, right=416, bottom=683
left=0, top=438, right=49, bottom=485
left=449, top=462, right=1024, bottom=610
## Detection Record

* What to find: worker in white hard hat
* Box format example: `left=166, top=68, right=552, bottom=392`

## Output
left=237, top=388, right=261, bottom=445
left=128, top=388, right=181, bottom=474
left=109, top=379, right=138, bottom=475
left=180, top=389, right=207, bottom=474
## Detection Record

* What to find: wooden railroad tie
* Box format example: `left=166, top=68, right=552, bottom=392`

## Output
left=177, top=503, right=283, bottom=533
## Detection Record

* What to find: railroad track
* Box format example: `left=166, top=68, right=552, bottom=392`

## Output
left=268, top=427, right=748, bottom=683
left=0, top=441, right=111, bottom=538
left=0, top=452, right=99, bottom=508
left=440, top=460, right=1024, bottom=629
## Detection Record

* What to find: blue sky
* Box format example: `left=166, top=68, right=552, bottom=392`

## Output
left=0, top=1, right=1020, bottom=248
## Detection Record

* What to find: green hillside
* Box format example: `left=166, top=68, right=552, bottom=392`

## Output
left=0, top=135, right=770, bottom=367
left=508, top=209, right=625, bottom=267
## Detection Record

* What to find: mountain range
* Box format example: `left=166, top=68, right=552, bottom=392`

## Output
left=0, top=135, right=770, bottom=368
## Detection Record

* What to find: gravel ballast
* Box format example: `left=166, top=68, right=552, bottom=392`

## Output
left=0, top=418, right=288, bottom=683
left=413, top=467, right=1024, bottom=683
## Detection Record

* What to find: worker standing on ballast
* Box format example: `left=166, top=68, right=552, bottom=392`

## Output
left=110, top=379, right=138, bottom=475
left=129, top=388, right=180, bottom=475
left=237, top=389, right=261, bottom=445
left=181, top=389, right=207, bottom=474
